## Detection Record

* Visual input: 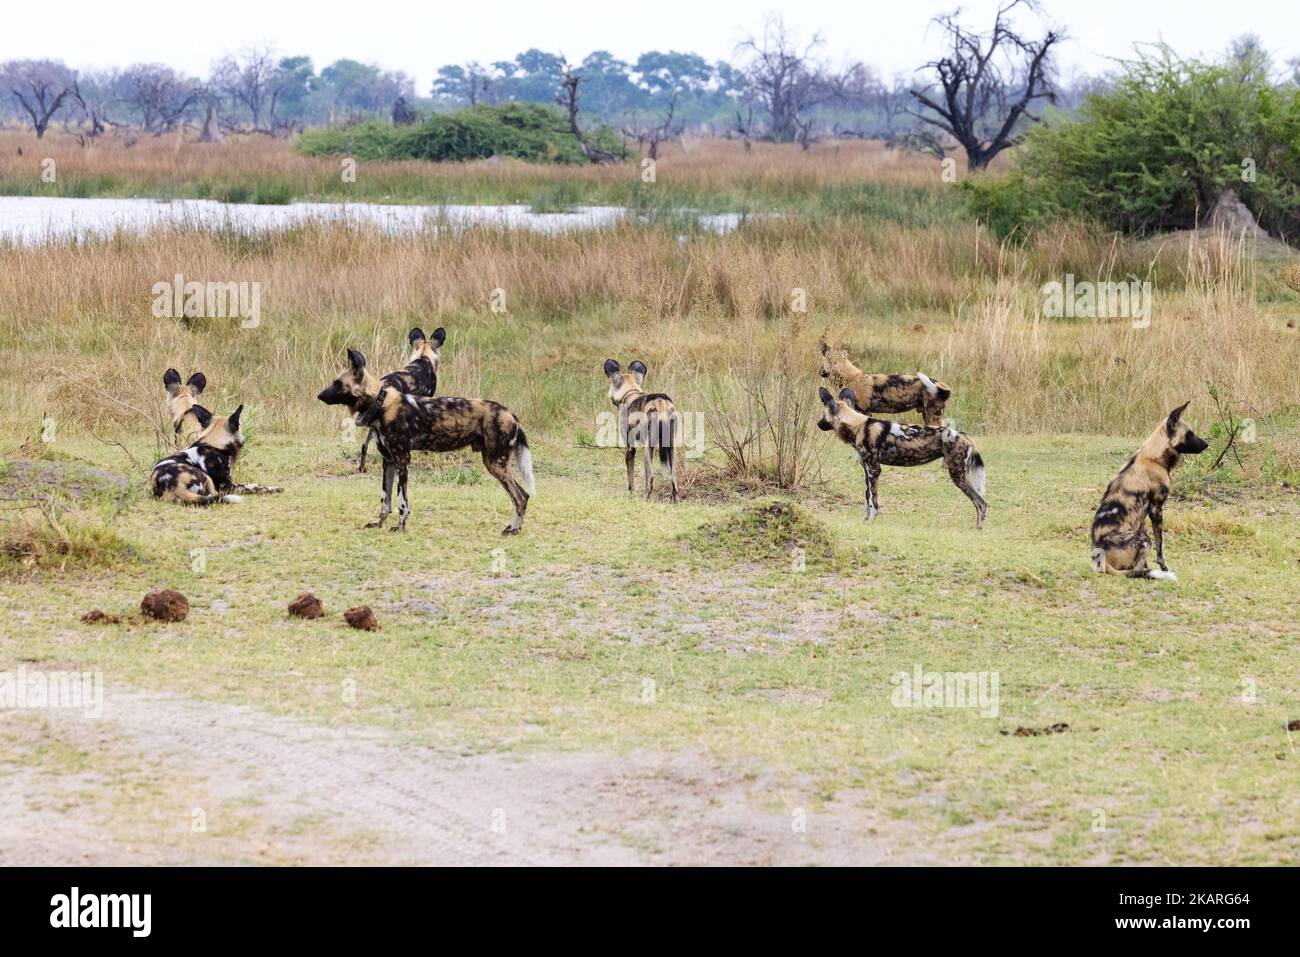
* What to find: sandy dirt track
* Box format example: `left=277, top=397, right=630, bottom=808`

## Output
left=1, top=688, right=938, bottom=866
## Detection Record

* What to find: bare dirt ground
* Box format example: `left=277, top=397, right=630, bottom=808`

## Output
left=0, top=687, right=942, bottom=866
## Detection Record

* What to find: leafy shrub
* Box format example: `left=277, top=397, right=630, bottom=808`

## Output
left=296, top=104, right=624, bottom=165
left=962, top=46, right=1300, bottom=243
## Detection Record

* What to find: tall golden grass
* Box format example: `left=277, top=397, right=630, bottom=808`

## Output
left=0, top=214, right=1294, bottom=455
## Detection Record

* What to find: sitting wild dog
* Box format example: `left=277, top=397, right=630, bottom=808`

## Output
left=818, top=338, right=950, bottom=427
left=163, top=369, right=212, bottom=444
left=319, top=349, right=535, bottom=535
left=357, top=326, right=445, bottom=473
left=604, top=359, right=679, bottom=503
left=149, top=406, right=282, bottom=505
left=1090, top=402, right=1209, bottom=582
left=817, top=386, right=987, bottom=527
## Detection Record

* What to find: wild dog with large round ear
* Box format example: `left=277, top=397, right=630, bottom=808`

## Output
left=1091, top=402, right=1209, bottom=581
left=354, top=328, right=448, bottom=473
left=603, top=359, right=679, bottom=503
left=817, top=341, right=951, bottom=427
left=321, top=350, right=534, bottom=535
left=162, top=368, right=213, bottom=442
left=817, top=387, right=986, bottom=527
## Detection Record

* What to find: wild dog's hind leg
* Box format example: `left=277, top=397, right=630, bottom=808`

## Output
left=483, top=449, right=529, bottom=535
left=643, top=433, right=654, bottom=501
left=944, top=457, right=987, bottom=529
left=625, top=447, right=637, bottom=495
left=365, top=457, right=396, bottom=528
left=861, top=457, right=881, bottom=521
left=391, top=455, right=411, bottom=532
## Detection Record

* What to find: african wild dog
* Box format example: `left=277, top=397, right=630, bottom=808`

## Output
left=1090, top=402, right=1209, bottom=582
left=149, top=406, right=282, bottom=505
left=819, top=338, right=950, bottom=427
left=604, top=359, right=679, bottom=503
left=817, top=386, right=986, bottom=527
left=163, top=369, right=212, bottom=444
left=357, top=326, right=445, bottom=473
left=318, top=349, right=534, bottom=534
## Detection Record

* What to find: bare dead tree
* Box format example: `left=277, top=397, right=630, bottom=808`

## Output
left=211, top=48, right=288, bottom=135
left=555, top=59, right=620, bottom=164
left=621, top=92, right=680, bottom=160
left=3, top=59, right=77, bottom=138
left=117, top=64, right=200, bottom=133
left=735, top=16, right=841, bottom=143
left=68, top=77, right=114, bottom=143
left=732, top=98, right=755, bottom=152
left=908, top=0, right=1064, bottom=169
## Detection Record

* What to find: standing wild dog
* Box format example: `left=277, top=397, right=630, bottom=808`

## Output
left=149, top=406, right=282, bottom=504
left=319, top=349, right=535, bottom=534
left=163, top=369, right=212, bottom=444
left=604, top=359, right=679, bottom=502
left=1090, top=402, right=1209, bottom=582
left=817, top=386, right=986, bottom=527
left=357, top=326, right=445, bottom=473
left=818, top=339, right=950, bottom=427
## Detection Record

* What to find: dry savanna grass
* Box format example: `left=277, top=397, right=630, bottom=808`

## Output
left=0, top=214, right=1296, bottom=453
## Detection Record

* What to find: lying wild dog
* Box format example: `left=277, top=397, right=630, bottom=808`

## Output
left=817, top=386, right=986, bottom=527
left=604, top=359, right=679, bottom=503
left=163, top=369, right=212, bottom=444
left=357, top=326, right=445, bottom=473
left=149, top=405, right=283, bottom=505
left=319, top=349, right=535, bottom=534
left=1090, top=402, right=1209, bottom=582
left=818, top=338, right=950, bottom=427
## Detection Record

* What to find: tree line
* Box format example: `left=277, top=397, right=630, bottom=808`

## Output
left=4, top=2, right=1297, bottom=170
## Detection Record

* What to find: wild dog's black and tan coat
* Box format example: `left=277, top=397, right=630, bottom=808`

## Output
left=149, top=406, right=248, bottom=505
left=819, top=339, right=950, bottom=427
left=152, top=370, right=283, bottom=505
left=1090, top=402, right=1208, bottom=582
left=817, top=386, right=986, bottom=527
left=319, top=348, right=534, bottom=534
left=604, top=359, right=679, bottom=502
left=357, top=327, right=445, bottom=472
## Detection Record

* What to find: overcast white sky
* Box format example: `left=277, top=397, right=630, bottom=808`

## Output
left=4, top=0, right=1296, bottom=89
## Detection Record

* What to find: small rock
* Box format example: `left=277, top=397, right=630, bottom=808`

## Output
left=80, top=609, right=120, bottom=624
left=288, top=592, right=325, bottom=620
left=140, top=589, right=189, bottom=622
left=344, top=605, right=379, bottom=631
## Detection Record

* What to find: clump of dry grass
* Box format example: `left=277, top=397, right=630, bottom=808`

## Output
left=0, top=496, right=137, bottom=576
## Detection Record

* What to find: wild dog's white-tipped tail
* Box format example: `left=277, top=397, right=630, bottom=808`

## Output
left=917, top=371, right=939, bottom=396
left=1147, top=569, right=1178, bottom=582
left=513, top=429, right=536, bottom=496
left=966, top=447, right=986, bottom=497
left=221, top=494, right=244, bottom=504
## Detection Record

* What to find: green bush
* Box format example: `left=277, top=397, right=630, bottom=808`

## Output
left=962, top=46, right=1300, bottom=242
left=296, top=103, right=625, bottom=165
